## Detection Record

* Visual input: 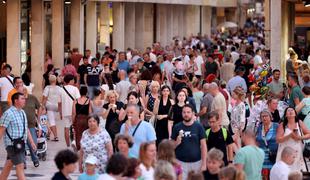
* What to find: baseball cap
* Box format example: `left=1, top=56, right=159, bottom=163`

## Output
left=85, top=155, right=97, bottom=165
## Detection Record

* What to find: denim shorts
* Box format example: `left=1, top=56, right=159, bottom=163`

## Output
left=6, top=146, right=25, bottom=165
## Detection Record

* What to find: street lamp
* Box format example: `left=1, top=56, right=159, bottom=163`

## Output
left=64, top=0, right=71, bottom=5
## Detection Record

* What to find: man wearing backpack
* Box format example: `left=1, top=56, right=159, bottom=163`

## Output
left=206, top=111, right=234, bottom=165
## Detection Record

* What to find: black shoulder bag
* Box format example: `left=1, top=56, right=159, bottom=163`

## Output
left=132, top=120, right=142, bottom=137
left=63, top=86, right=75, bottom=101
left=6, top=114, right=26, bottom=153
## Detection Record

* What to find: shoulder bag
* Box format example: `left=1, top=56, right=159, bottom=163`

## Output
left=298, top=122, right=310, bottom=172
left=6, top=114, right=26, bottom=153
left=63, top=86, right=75, bottom=101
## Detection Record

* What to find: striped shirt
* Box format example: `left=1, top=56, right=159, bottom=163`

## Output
left=0, top=106, right=28, bottom=147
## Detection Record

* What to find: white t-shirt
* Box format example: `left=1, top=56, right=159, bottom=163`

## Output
left=25, top=83, right=35, bottom=94
left=116, top=80, right=131, bottom=104
left=43, top=85, right=62, bottom=105
left=194, top=55, right=204, bottom=76
left=150, top=52, right=157, bottom=63
left=139, top=163, right=154, bottom=180
left=60, top=85, right=81, bottom=116
left=231, top=51, right=240, bottom=63
left=0, top=76, right=14, bottom=101
left=211, top=93, right=229, bottom=126
left=98, top=174, right=116, bottom=180
left=270, top=161, right=290, bottom=180
left=254, top=54, right=263, bottom=66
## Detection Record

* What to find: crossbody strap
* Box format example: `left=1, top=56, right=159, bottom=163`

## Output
left=132, top=120, right=142, bottom=137
left=63, top=86, right=75, bottom=101
left=6, top=112, right=25, bottom=141
left=5, top=76, right=14, bottom=88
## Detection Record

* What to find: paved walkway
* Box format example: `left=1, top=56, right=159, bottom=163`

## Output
left=0, top=118, right=81, bottom=180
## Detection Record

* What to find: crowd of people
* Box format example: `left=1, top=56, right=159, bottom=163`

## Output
left=0, top=17, right=310, bottom=180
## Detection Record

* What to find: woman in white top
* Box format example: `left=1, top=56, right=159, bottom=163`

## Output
left=42, top=74, right=61, bottom=141
left=276, top=107, right=310, bottom=172
left=230, top=87, right=246, bottom=149
left=139, top=142, right=156, bottom=180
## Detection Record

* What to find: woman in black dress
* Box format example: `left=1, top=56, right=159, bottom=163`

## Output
left=72, top=87, right=92, bottom=150
left=153, top=85, right=174, bottom=145
left=168, top=89, right=188, bottom=138
left=102, top=90, right=124, bottom=142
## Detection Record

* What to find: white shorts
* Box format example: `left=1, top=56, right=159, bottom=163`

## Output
left=47, top=110, right=58, bottom=126
left=63, top=116, right=72, bottom=128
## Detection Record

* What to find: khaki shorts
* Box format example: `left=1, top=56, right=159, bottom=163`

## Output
left=63, top=116, right=72, bottom=128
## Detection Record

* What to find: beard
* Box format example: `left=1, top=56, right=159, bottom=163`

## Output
left=183, top=117, right=192, bottom=122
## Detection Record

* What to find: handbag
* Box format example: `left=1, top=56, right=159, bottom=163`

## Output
left=298, top=122, right=310, bottom=158
left=297, top=122, right=310, bottom=172
left=6, top=114, right=26, bottom=153
left=261, top=124, right=277, bottom=164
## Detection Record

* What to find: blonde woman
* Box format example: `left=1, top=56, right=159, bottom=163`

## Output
left=145, top=81, right=160, bottom=122
left=42, top=74, right=62, bottom=141
left=102, top=90, right=124, bottom=142
left=230, top=87, right=246, bottom=149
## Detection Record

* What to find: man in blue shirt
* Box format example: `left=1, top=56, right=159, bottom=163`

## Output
left=0, top=92, right=36, bottom=180
left=117, top=52, right=130, bottom=72
left=120, top=104, right=156, bottom=158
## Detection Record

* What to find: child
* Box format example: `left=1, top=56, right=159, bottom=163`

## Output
left=218, top=166, right=245, bottom=180
left=203, top=148, right=224, bottom=180
left=38, top=106, right=49, bottom=139
left=78, top=155, right=99, bottom=180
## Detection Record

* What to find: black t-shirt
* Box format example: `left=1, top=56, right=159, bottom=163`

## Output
left=86, top=65, right=102, bottom=86
left=171, top=121, right=205, bottom=162
left=143, top=61, right=156, bottom=71
left=206, top=128, right=234, bottom=165
left=169, top=104, right=184, bottom=126
left=271, top=109, right=281, bottom=123
left=234, top=60, right=253, bottom=81
left=205, top=61, right=218, bottom=77
left=51, top=171, right=69, bottom=180
left=77, top=64, right=89, bottom=85
left=203, top=170, right=219, bottom=180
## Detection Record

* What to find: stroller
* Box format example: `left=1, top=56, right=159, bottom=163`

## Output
left=36, top=115, right=48, bottom=161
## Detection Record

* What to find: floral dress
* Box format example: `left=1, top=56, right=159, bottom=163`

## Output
left=230, top=102, right=246, bottom=133
left=80, top=129, right=112, bottom=174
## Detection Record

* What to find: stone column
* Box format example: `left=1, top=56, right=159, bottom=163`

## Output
left=201, top=6, right=212, bottom=36
left=135, top=3, right=154, bottom=51
left=156, top=4, right=167, bottom=46
left=31, top=0, right=44, bottom=97
left=185, top=5, right=200, bottom=37
left=270, top=0, right=282, bottom=71
left=71, top=0, right=84, bottom=53
left=112, top=2, right=125, bottom=51
left=125, top=2, right=135, bottom=50
left=264, top=0, right=270, bottom=50
left=142, top=3, right=154, bottom=48
left=99, top=2, right=110, bottom=49
left=86, top=1, right=97, bottom=56
left=7, top=0, right=21, bottom=76
left=166, top=4, right=173, bottom=44
left=52, top=0, right=64, bottom=69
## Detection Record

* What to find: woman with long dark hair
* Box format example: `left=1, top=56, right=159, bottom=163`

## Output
left=168, top=89, right=188, bottom=138
left=72, top=86, right=92, bottom=150
left=153, top=85, right=174, bottom=145
left=276, top=107, right=310, bottom=171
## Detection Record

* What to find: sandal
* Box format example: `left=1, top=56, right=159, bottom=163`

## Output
left=52, top=137, right=59, bottom=142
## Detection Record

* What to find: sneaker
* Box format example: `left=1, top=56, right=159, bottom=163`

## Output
left=33, top=160, right=40, bottom=167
